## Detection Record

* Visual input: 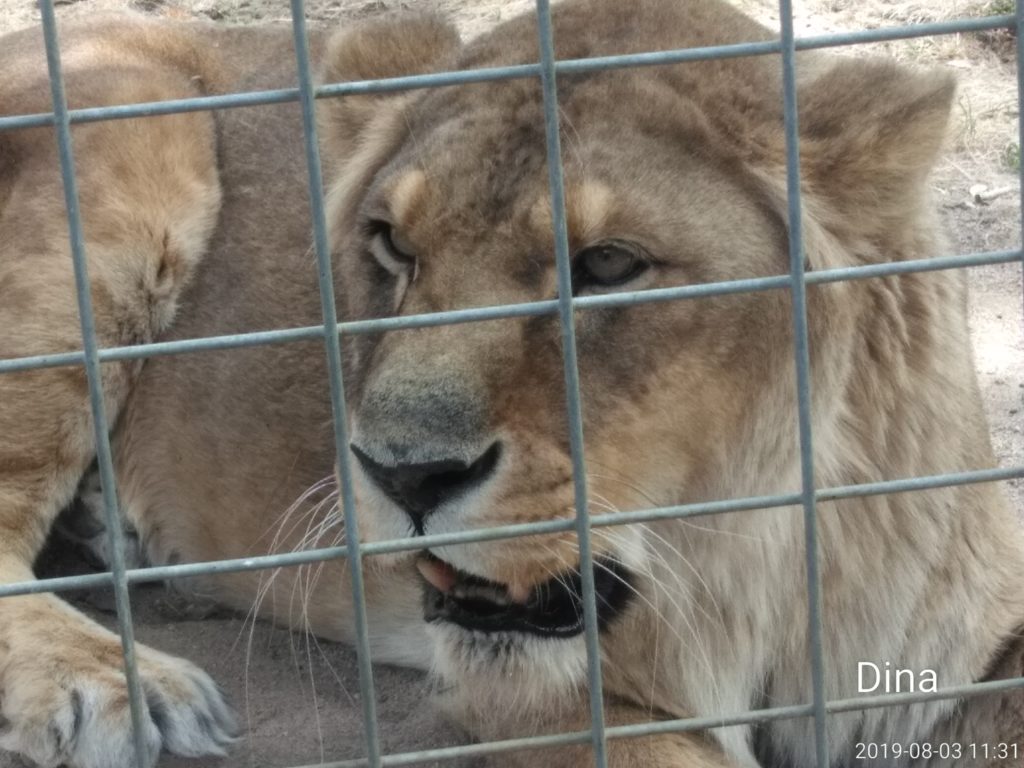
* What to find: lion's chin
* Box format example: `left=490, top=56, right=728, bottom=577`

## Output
left=416, top=551, right=634, bottom=638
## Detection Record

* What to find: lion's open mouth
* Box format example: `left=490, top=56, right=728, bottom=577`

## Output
left=417, top=552, right=633, bottom=638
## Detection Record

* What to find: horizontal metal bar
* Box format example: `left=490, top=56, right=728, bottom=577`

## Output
left=818, top=465, right=1024, bottom=501
left=292, top=729, right=597, bottom=768
left=0, top=15, right=1013, bottom=133
left=0, top=248, right=1018, bottom=376
left=9, top=464, right=1022, bottom=600
left=796, top=13, right=1015, bottom=50
left=286, top=675, right=1024, bottom=767
left=0, top=85, right=299, bottom=132
left=0, top=325, right=329, bottom=374
left=0, top=300, right=560, bottom=374
left=0, top=66, right=537, bottom=133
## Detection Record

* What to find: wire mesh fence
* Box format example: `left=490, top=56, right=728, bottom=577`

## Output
left=0, top=0, right=1022, bottom=766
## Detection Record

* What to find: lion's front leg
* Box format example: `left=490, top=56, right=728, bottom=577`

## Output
left=0, top=585, right=237, bottom=768
left=0, top=286, right=234, bottom=766
left=0, top=352, right=237, bottom=768
left=0, top=21, right=224, bottom=766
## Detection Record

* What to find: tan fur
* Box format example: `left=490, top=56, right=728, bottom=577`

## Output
left=1, top=2, right=1023, bottom=767
left=0, top=16, right=234, bottom=768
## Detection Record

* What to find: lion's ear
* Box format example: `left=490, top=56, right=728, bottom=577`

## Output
left=318, top=14, right=461, bottom=162
left=796, top=59, right=955, bottom=241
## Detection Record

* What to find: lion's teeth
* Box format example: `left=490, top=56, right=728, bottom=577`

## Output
left=452, top=583, right=511, bottom=606
left=507, top=583, right=531, bottom=604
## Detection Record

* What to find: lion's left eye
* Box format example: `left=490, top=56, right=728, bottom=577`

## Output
left=367, top=220, right=416, bottom=275
left=572, top=242, right=648, bottom=292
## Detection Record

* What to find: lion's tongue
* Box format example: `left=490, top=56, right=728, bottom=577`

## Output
left=416, top=557, right=532, bottom=605
left=416, top=557, right=459, bottom=594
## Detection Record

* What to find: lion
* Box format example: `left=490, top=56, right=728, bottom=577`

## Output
left=2, top=0, right=1023, bottom=766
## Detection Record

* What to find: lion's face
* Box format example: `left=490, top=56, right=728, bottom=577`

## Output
left=327, top=23, right=794, bottom=695
left=321, top=0, right=954, bottom=704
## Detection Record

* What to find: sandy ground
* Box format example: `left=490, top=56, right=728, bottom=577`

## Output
left=2, top=0, right=1023, bottom=766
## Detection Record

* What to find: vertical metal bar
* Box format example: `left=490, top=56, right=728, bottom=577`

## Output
left=534, top=2, right=609, bottom=766
left=1017, top=0, right=1024, bottom=283
left=778, top=1, right=830, bottom=766
left=36, top=3, right=151, bottom=765
left=287, top=1, right=382, bottom=765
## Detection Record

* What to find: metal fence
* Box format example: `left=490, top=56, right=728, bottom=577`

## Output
left=0, top=0, right=1023, bottom=766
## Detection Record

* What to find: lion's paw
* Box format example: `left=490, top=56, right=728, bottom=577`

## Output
left=0, top=598, right=236, bottom=768
left=136, top=645, right=238, bottom=760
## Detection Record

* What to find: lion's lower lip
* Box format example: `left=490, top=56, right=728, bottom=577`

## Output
left=418, top=552, right=633, bottom=638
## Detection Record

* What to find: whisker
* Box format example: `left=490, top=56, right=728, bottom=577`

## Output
left=235, top=473, right=347, bottom=760
left=557, top=512, right=725, bottom=708
left=588, top=469, right=763, bottom=543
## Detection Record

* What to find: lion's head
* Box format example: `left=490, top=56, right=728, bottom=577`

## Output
left=318, top=0, right=956, bottom=721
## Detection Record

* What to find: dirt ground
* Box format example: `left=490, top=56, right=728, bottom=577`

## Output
left=1, top=0, right=1023, bottom=766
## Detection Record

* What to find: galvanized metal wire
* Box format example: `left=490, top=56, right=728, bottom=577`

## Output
left=535, top=1, right=609, bottom=764
left=36, top=1, right=153, bottom=763
left=777, top=0, right=829, bottom=762
left=0, top=248, right=1019, bottom=376
left=287, top=0, right=383, bottom=763
left=1, top=2, right=1022, bottom=767
left=0, top=15, right=1014, bottom=134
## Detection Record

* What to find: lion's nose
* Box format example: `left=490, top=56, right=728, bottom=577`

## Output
left=351, top=442, right=501, bottom=531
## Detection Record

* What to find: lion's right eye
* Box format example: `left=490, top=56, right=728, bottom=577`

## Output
left=572, top=241, right=649, bottom=293
left=367, top=220, right=416, bottom=275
